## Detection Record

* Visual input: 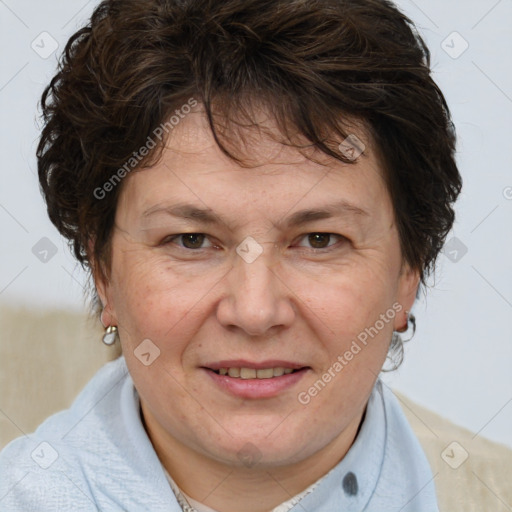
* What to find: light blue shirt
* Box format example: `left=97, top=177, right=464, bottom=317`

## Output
left=0, top=356, right=439, bottom=511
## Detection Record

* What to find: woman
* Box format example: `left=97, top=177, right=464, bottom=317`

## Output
left=0, top=0, right=462, bottom=510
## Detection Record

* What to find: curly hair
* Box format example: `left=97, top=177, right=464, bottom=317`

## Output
left=37, top=0, right=462, bottom=300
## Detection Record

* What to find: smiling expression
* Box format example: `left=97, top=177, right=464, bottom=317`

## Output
left=95, top=108, right=419, bottom=472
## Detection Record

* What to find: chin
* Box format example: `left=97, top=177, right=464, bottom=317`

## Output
left=196, top=423, right=319, bottom=468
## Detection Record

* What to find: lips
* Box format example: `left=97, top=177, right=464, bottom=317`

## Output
left=203, top=360, right=307, bottom=371
left=202, top=360, right=308, bottom=379
left=201, top=360, right=310, bottom=398
left=215, top=367, right=297, bottom=379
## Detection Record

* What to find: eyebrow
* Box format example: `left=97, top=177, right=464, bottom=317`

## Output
left=142, top=200, right=369, bottom=229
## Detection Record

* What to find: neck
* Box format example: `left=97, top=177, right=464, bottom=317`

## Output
left=141, top=402, right=365, bottom=512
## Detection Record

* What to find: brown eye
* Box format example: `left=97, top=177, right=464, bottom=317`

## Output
left=180, top=233, right=207, bottom=249
left=294, top=233, right=347, bottom=251
left=163, top=233, right=212, bottom=250
left=300, top=233, right=345, bottom=250
left=307, top=233, right=332, bottom=249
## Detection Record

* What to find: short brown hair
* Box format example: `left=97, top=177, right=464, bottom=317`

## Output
left=37, top=0, right=462, bottom=291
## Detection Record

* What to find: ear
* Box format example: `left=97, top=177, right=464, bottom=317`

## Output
left=394, top=263, right=420, bottom=331
left=88, top=238, right=116, bottom=324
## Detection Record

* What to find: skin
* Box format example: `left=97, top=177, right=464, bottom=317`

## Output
left=94, top=108, right=419, bottom=512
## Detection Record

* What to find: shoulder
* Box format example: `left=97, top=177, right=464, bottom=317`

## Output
left=0, top=357, right=130, bottom=511
left=0, top=441, right=95, bottom=511
left=397, top=391, right=512, bottom=512
left=373, top=380, right=439, bottom=511
left=0, top=356, right=176, bottom=511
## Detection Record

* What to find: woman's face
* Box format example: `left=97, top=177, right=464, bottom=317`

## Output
left=96, top=110, right=418, bottom=470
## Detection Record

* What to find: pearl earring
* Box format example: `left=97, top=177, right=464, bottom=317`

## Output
left=102, top=325, right=118, bottom=345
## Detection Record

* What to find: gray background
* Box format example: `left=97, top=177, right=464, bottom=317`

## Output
left=1, top=0, right=511, bottom=448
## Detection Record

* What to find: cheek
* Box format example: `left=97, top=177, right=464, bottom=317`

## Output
left=108, top=248, right=223, bottom=353
left=292, top=269, right=397, bottom=417
left=109, top=251, right=180, bottom=341
left=294, top=255, right=399, bottom=339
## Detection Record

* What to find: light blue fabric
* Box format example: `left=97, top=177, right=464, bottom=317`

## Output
left=0, top=356, right=439, bottom=511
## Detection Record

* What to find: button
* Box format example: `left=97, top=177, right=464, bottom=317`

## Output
left=342, top=472, right=358, bottom=496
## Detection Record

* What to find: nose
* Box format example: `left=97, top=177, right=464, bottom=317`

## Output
left=216, top=248, right=296, bottom=337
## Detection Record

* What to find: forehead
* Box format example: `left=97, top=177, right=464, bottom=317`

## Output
left=118, top=108, right=391, bottom=224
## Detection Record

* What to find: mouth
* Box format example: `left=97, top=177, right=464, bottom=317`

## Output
left=209, top=367, right=302, bottom=379
left=201, top=361, right=310, bottom=399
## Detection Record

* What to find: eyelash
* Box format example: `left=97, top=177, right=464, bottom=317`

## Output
left=161, top=233, right=347, bottom=252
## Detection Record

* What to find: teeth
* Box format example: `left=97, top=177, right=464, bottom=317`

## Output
left=228, top=367, right=241, bottom=377
left=215, top=367, right=299, bottom=379
left=240, top=368, right=257, bottom=379
left=256, top=368, right=274, bottom=379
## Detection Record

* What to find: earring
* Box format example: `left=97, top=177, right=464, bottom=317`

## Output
left=102, top=325, right=118, bottom=345
left=396, top=312, right=416, bottom=342
left=384, top=312, right=417, bottom=372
